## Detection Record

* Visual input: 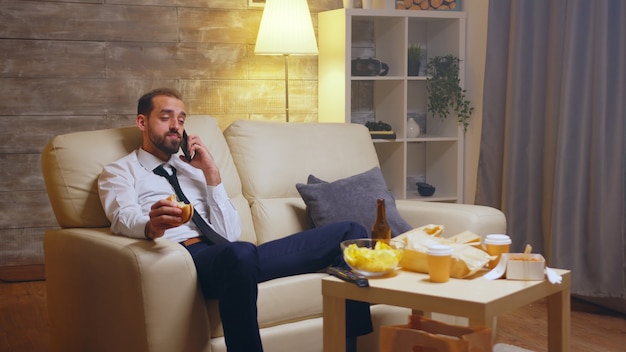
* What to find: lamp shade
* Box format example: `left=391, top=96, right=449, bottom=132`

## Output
left=254, top=0, right=318, bottom=55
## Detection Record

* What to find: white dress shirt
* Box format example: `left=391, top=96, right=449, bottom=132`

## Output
left=98, top=148, right=241, bottom=243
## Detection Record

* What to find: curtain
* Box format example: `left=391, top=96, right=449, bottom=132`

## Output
left=477, top=0, right=626, bottom=299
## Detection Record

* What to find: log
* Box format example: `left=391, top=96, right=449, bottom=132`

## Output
left=430, top=0, right=444, bottom=8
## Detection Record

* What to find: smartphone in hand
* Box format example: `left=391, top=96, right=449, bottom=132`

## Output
left=181, top=130, right=193, bottom=162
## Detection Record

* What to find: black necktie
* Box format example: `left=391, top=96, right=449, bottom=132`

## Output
left=153, top=165, right=229, bottom=245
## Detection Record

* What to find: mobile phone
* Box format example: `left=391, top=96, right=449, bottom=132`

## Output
left=181, top=130, right=193, bottom=162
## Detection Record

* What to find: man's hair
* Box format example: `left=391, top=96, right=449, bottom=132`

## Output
left=137, top=88, right=183, bottom=116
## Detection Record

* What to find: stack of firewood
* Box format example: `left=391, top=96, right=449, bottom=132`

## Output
left=396, top=0, right=457, bottom=10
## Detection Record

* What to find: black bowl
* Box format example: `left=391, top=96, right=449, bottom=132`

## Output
left=416, top=182, right=435, bottom=196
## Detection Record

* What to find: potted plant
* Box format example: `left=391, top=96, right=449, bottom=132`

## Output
left=425, top=54, right=474, bottom=131
left=407, top=43, right=423, bottom=76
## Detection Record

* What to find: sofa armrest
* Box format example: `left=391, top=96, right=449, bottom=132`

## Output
left=395, top=201, right=506, bottom=238
left=44, top=228, right=211, bottom=352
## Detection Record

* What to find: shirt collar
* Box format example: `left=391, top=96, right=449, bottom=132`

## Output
left=137, top=148, right=177, bottom=171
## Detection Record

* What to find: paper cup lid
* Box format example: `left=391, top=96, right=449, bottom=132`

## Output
left=484, top=234, right=512, bottom=245
left=426, top=244, right=453, bottom=256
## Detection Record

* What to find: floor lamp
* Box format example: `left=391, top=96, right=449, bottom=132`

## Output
left=254, top=0, right=318, bottom=122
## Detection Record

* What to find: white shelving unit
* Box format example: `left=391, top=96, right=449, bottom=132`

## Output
left=318, top=8, right=466, bottom=203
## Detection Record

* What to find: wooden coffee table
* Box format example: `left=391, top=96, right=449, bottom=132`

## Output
left=322, top=268, right=571, bottom=351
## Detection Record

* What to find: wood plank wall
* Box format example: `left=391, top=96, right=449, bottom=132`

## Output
left=0, top=0, right=346, bottom=278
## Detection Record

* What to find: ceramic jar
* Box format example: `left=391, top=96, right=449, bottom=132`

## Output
left=407, top=117, right=421, bottom=138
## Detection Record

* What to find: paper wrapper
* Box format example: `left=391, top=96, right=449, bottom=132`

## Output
left=395, top=225, right=494, bottom=278
left=380, top=314, right=492, bottom=352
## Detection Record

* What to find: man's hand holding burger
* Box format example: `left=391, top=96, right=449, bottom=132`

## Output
left=145, top=195, right=193, bottom=240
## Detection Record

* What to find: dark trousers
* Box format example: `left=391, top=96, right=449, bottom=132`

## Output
left=184, top=221, right=373, bottom=352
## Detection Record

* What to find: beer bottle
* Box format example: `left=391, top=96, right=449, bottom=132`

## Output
left=371, top=198, right=391, bottom=241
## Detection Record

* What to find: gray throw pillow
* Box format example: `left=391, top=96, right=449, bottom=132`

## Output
left=296, top=167, right=413, bottom=237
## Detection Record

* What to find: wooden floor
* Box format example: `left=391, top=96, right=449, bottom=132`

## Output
left=1, top=280, right=624, bottom=351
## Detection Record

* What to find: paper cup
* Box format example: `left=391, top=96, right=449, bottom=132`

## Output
left=362, top=0, right=373, bottom=9
left=484, top=234, right=512, bottom=269
left=343, top=0, right=354, bottom=8
left=426, top=244, right=453, bottom=283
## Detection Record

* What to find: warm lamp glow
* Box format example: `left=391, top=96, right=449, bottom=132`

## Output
left=255, top=0, right=318, bottom=55
left=254, top=0, right=318, bottom=121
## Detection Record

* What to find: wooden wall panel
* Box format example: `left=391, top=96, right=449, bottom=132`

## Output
left=0, top=78, right=179, bottom=115
left=0, top=192, right=56, bottom=229
left=0, top=154, right=45, bottom=192
left=0, top=0, right=344, bottom=274
left=0, top=2, right=179, bottom=42
left=106, top=42, right=248, bottom=80
left=179, top=8, right=262, bottom=44
left=0, top=115, right=135, bottom=154
left=173, top=0, right=248, bottom=9
left=0, top=40, right=106, bottom=78
left=0, top=228, right=50, bottom=267
left=180, top=80, right=316, bottom=119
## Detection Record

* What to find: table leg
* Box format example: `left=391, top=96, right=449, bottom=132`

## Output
left=468, top=316, right=488, bottom=328
left=323, top=295, right=346, bottom=352
left=469, top=315, right=496, bottom=344
left=547, top=287, right=570, bottom=352
left=411, top=309, right=433, bottom=319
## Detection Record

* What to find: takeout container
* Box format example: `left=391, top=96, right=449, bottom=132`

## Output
left=504, top=253, right=546, bottom=280
left=396, top=226, right=493, bottom=279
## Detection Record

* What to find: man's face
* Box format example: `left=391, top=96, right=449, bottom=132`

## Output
left=138, top=95, right=187, bottom=160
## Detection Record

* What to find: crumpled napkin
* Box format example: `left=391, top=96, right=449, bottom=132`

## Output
left=544, top=267, right=563, bottom=284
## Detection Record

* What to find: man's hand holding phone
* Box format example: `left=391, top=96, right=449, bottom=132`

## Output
left=179, top=130, right=222, bottom=186
left=181, top=130, right=194, bottom=162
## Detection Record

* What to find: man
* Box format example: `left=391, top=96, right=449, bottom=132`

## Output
left=97, top=88, right=372, bottom=352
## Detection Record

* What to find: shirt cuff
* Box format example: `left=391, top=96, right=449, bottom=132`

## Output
left=133, top=217, right=151, bottom=239
left=206, top=183, right=230, bottom=205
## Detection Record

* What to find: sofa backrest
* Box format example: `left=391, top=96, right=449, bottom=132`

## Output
left=224, top=120, right=380, bottom=244
left=41, top=115, right=257, bottom=243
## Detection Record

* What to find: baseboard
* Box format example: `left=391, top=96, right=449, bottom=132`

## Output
left=573, top=295, right=626, bottom=315
left=0, top=264, right=45, bottom=282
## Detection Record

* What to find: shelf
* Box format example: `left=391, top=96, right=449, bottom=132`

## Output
left=407, top=76, right=428, bottom=81
left=350, top=76, right=405, bottom=81
left=372, top=138, right=403, bottom=143
left=406, top=194, right=459, bottom=202
left=406, top=136, right=458, bottom=142
left=318, top=8, right=466, bottom=203
left=341, top=8, right=466, bottom=20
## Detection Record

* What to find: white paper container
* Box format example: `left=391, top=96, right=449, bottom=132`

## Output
left=504, top=253, right=545, bottom=280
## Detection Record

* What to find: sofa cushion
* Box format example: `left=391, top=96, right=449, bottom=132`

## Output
left=247, top=198, right=311, bottom=245
left=207, top=273, right=326, bottom=337
left=296, top=167, right=413, bottom=237
left=224, top=120, right=382, bottom=242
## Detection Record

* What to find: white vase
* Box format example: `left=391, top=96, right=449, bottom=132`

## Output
left=407, top=117, right=421, bottom=138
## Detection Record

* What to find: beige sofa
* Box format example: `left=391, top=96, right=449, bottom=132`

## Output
left=42, top=116, right=506, bottom=352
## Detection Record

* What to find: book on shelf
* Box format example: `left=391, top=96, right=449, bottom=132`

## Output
left=369, top=131, right=397, bottom=140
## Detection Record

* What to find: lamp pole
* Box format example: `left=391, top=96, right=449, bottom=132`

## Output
left=284, top=54, right=289, bottom=122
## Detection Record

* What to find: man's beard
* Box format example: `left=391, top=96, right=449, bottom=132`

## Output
left=150, top=130, right=180, bottom=156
